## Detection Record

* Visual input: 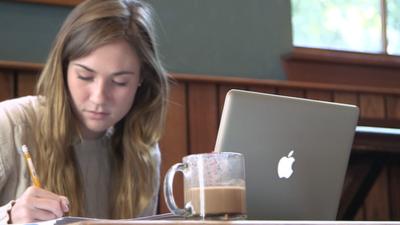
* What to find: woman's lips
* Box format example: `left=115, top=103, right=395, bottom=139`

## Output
left=86, top=110, right=110, bottom=120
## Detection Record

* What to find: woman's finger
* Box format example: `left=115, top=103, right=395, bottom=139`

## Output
left=31, top=207, right=59, bottom=222
left=27, top=186, right=64, bottom=202
left=33, top=197, right=64, bottom=218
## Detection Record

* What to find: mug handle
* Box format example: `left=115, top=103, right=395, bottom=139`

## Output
left=163, top=162, right=190, bottom=217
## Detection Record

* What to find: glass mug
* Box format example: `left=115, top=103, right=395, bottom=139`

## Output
left=163, top=152, right=246, bottom=220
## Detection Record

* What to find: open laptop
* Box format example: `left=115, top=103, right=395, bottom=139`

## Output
left=214, top=89, right=359, bottom=220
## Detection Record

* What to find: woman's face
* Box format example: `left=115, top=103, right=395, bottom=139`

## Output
left=67, top=40, right=141, bottom=139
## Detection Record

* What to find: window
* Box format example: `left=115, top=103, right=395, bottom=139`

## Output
left=387, top=0, right=400, bottom=54
left=291, top=0, right=400, bottom=55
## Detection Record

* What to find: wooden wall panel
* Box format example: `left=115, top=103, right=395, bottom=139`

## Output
left=389, top=161, right=400, bottom=219
left=386, top=96, right=400, bottom=121
left=159, top=82, right=188, bottom=213
left=0, top=71, right=14, bottom=101
left=333, top=92, right=359, bottom=106
left=364, top=168, right=390, bottom=220
left=248, top=86, right=277, bottom=94
left=187, top=83, right=218, bottom=154
left=354, top=207, right=366, bottom=221
left=305, top=90, right=333, bottom=101
left=359, top=94, right=386, bottom=120
left=17, top=72, right=38, bottom=97
left=277, top=88, right=305, bottom=98
left=338, top=156, right=375, bottom=220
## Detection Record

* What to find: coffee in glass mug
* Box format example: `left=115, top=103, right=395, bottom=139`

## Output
left=164, top=152, right=246, bottom=219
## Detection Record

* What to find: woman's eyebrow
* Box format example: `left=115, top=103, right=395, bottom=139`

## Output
left=73, top=63, right=136, bottom=76
left=74, top=63, right=96, bottom=73
left=112, top=71, right=136, bottom=76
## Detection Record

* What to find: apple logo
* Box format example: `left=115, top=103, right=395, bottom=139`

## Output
left=277, top=150, right=295, bottom=179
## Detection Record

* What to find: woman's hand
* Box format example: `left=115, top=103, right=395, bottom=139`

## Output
left=10, top=186, right=69, bottom=223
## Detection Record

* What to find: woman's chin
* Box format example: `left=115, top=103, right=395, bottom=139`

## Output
left=80, top=125, right=109, bottom=139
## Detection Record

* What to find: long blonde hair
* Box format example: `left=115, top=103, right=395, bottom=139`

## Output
left=33, top=0, right=169, bottom=218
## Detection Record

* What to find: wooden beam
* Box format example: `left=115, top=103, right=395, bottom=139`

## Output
left=338, top=154, right=385, bottom=220
left=16, top=0, right=81, bottom=6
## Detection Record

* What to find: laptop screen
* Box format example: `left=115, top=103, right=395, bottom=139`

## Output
left=215, top=89, right=359, bottom=220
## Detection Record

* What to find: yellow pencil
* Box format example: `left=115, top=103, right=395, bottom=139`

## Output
left=21, top=145, right=42, bottom=188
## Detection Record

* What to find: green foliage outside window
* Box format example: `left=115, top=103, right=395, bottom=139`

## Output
left=291, top=0, right=400, bottom=54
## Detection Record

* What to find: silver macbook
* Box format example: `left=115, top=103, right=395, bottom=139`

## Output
left=214, top=89, right=359, bottom=220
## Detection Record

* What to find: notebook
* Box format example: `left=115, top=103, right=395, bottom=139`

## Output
left=214, top=89, right=359, bottom=220
left=25, top=213, right=181, bottom=225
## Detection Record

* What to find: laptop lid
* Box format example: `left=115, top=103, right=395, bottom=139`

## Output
left=214, top=89, right=359, bottom=220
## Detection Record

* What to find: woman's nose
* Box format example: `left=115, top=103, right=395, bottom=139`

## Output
left=90, top=80, right=108, bottom=104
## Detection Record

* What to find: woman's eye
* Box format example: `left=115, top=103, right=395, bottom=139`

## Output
left=77, top=74, right=93, bottom=81
left=112, top=80, right=128, bottom=86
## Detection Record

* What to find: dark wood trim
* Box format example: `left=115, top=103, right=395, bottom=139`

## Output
left=0, top=60, right=43, bottom=71
left=282, top=47, right=400, bottom=89
left=284, top=47, right=400, bottom=68
left=353, top=132, right=400, bottom=154
left=16, top=0, right=81, bottom=6
left=2, top=60, right=400, bottom=95
left=172, top=73, right=400, bottom=95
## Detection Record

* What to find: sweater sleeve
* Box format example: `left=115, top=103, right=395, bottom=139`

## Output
left=0, top=96, right=39, bottom=224
left=0, top=100, right=16, bottom=192
left=0, top=201, right=15, bottom=225
left=0, top=100, right=20, bottom=224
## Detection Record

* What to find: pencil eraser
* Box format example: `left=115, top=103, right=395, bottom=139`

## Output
left=21, top=145, right=28, bottom=153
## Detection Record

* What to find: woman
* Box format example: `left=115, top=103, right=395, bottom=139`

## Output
left=0, top=0, right=169, bottom=223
